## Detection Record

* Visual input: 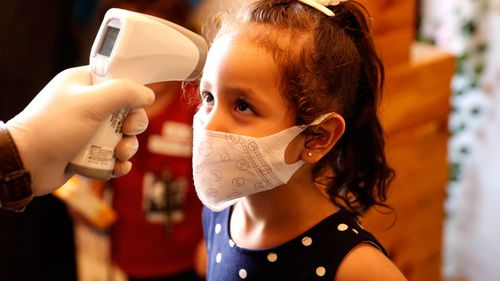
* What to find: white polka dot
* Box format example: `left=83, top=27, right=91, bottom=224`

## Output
left=267, top=252, right=278, bottom=262
left=216, top=253, right=222, bottom=263
left=337, top=223, right=348, bottom=231
left=352, top=228, right=359, bottom=234
left=239, top=268, right=248, bottom=279
left=316, top=266, right=326, bottom=277
left=229, top=239, right=235, bottom=247
left=215, top=223, right=222, bottom=234
left=302, top=236, right=313, bottom=246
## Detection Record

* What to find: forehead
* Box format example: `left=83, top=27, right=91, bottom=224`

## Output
left=202, top=31, right=281, bottom=92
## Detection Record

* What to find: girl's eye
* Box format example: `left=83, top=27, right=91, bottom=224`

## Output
left=200, top=91, right=214, bottom=106
left=235, top=99, right=254, bottom=114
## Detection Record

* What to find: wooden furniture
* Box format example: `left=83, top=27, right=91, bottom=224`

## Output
left=356, top=1, right=456, bottom=280
left=359, top=0, right=417, bottom=67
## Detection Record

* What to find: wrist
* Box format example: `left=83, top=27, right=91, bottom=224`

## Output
left=0, top=121, right=33, bottom=211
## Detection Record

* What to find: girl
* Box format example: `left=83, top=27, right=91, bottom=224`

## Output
left=193, top=0, right=407, bottom=280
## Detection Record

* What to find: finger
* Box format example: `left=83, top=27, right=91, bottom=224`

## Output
left=112, top=161, right=132, bottom=178
left=89, top=78, right=155, bottom=113
left=122, top=109, right=149, bottom=136
left=64, top=65, right=92, bottom=82
left=115, top=135, right=139, bottom=161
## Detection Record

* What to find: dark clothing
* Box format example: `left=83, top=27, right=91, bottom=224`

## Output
left=0, top=196, right=77, bottom=281
left=203, top=207, right=387, bottom=281
left=129, top=269, right=204, bottom=281
left=0, top=1, right=81, bottom=280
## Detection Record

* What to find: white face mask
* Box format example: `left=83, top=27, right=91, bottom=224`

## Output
left=192, top=113, right=328, bottom=211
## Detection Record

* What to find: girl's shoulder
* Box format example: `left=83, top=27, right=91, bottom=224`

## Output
left=335, top=243, right=408, bottom=280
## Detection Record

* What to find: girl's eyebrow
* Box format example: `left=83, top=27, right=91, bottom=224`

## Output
left=224, top=85, right=266, bottom=106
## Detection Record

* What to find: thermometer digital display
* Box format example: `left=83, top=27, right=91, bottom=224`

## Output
left=98, top=26, right=120, bottom=57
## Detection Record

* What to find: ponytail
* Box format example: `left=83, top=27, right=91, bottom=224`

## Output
left=314, top=2, right=395, bottom=215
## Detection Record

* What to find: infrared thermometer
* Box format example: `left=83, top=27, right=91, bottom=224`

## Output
left=68, top=8, right=208, bottom=180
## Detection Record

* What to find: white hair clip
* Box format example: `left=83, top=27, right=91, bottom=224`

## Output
left=298, top=0, right=347, bottom=16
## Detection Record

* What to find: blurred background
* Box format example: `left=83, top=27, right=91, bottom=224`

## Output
left=420, top=1, right=500, bottom=281
left=1, top=0, right=499, bottom=280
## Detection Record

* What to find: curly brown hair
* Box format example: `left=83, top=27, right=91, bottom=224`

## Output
left=204, top=0, right=395, bottom=216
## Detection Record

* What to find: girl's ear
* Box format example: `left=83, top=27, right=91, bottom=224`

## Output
left=301, top=113, right=345, bottom=163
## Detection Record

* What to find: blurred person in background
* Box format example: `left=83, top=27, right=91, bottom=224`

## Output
left=69, top=1, right=206, bottom=280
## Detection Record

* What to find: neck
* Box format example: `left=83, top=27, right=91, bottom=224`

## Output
left=230, top=164, right=337, bottom=249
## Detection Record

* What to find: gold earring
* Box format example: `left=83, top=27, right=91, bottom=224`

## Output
left=307, top=152, right=313, bottom=157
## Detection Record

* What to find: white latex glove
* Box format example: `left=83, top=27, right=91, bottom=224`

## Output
left=6, top=66, right=155, bottom=196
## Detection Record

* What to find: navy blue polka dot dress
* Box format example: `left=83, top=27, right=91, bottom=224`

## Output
left=202, top=207, right=387, bottom=280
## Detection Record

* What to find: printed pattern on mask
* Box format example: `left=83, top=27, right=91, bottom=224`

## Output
left=192, top=116, right=307, bottom=211
left=202, top=207, right=387, bottom=280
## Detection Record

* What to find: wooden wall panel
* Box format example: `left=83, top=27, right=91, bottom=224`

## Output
left=359, top=0, right=417, bottom=66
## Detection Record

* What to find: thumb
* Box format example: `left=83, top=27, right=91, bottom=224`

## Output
left=88, top=78, right=155, bottom=114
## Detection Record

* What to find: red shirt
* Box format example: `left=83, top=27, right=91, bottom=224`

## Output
left=110, top=91, right=202, bottom=278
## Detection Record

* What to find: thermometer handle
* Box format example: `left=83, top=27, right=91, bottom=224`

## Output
left=67, top=74, right=126, bottom=180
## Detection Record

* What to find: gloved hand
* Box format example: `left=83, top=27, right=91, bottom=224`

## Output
left=6, top=66, right=155, bottom=196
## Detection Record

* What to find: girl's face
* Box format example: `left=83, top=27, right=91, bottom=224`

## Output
left=197, top=32, right=295, bottom=138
